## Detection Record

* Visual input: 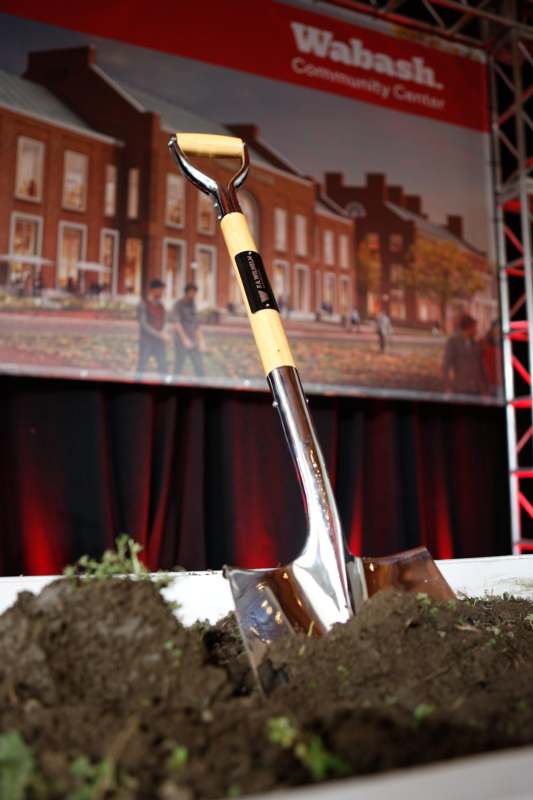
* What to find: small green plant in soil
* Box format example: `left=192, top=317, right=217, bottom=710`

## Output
left=416, top=592, right=432, bottom=608
left=63, top=535, right=148, bottom=581
left=166, top=746, right=188, bottom=772
left=266, top=717, right=349, bottom=781
left=0, top=731, right=45, bottom=800
left=413, top=704, right=435, bottom=726
left=68, top=755, right=116, bottom=800
left=62, top=534, right=175, bottom=590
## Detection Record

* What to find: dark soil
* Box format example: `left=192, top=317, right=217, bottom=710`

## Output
left=2, top=579, right=533, bottom=799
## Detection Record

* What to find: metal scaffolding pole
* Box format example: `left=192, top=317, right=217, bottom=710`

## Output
left=489, top=28, right=533, bottom=551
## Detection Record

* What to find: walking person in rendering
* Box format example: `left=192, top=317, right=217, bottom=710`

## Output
left=136, top=278, right=170, bottom=377
left=443, top=313, right=487, bottom=395
left=376, top=307, right=393, bottom=353
left=171, top=283, right=206, bottom=377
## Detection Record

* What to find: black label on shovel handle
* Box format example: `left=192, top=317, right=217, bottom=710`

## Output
left=234, top=251, right=279, bottom=314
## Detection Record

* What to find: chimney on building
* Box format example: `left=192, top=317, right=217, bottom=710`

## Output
left=446, top=214, right=464, bottom=239
left=404, top=195, right=422, bottom=215
left=25, top=46, right=96, bottom=82
left=226, top=123, right=260, bottom=143
left=387, top=185, right=404, bottom=205
left=325, top=172, right=344, bottom=193
left=366, top=173, right=387, bottom=202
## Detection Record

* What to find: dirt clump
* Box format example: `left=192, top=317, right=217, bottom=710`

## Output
left=1, top=580, right=533, bottom=799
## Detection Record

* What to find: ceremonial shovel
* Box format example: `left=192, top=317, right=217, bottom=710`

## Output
left=169, top=133, right=454, bottom=688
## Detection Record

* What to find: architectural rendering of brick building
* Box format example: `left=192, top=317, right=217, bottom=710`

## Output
left=0, top=46, right=356, bottom=320
left=325, top=172, right=495, bottom=332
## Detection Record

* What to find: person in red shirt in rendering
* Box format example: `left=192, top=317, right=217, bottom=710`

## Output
left=136, top=278, right=170, bottom=377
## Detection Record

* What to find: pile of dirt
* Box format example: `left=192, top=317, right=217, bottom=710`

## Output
left=1, top=578, right=533, bottom=799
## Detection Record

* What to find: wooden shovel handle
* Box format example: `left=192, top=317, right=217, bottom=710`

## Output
left=220, top=212, right=296, bottom=376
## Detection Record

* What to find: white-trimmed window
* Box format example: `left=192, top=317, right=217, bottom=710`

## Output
left=104, top=165, right=117, bottom=217
left=197, top=193, right=215, bottom=235
left=238, top=190, right=260, bottom=247
left=194, top=244, right=217, bottom=307
left=295, top=214, right=308, bottom=257
left=163, top=238, right=186, bottom=301
left=323, top=229, right=335, bottom=266
left=274, top=207, right=288, bottom=252
left=9, top=212, right=43, bottom=283
left=323, top=271, right=336, bottom=312
left=57, top=222, right=87, bottom=289
left=127, top=168, right=140, bottom=219
left=339, top=234, right=350, bottom=269
left=100, top=229, right=119, bottom=295
left=62, top=150, right=88, bottom=211
left=124, top=238, right=143, bottom=295
left=15, top=137, right=44, bottom=202
left=273, top=259, right=290, bottom=309
left=294, top=264, right=310, bottom=312
left=339, top=276, right=351, bottom=314
left=166, top=174, right=185, bottom=228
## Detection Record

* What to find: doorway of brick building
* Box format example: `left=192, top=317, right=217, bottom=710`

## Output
left=194, top=245, right=217, bottom=309
left=163, top=238, right=186, bottom=305
left=339, top=275, right=351, bottom=317
left=273, top=259, right=290, bottom=314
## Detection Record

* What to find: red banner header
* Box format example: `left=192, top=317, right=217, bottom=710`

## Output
left=0, top=0, right=489, bottom=131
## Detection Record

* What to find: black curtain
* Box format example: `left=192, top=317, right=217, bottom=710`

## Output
left=0, top=374, right=510, bottom=575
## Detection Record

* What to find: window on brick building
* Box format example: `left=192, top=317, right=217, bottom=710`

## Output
left=367, top=232, right=380, bottom=251
left=273, top=259, right=290, bottom=309
left=58, top=222, right=86, bottom=289
left=9, top=213, right=43, bottom=284
left=163, top=238, right=186, bottom=302
left=104, top=165, right=117, bottom=217
left=390, top=263, right=406, bottom=320
left=295, top=214, right=308, bottom=257
left=124, top=238, right=143, bottom=294
left=194, top=245, right=216, bottom=307
left=294, top=264, right=310, bottom=312
left=127, top=168, right=140, bottom=219
left=274, top=208, right=288, bottom=252
left=15, top=137, right=44, bottom=202
left=339, top=234, right=350, bottom=269
left=197, top=193, right=215, bottom=235
left=100, top=229, right=119, bottom=295
left=166, top=174, right=185, bottom=228
left=323, top=230, right=335, bottom=266
left=323, top=272, right=336, bottom=313
left=63, top=151, right=88, bottom=212
left=389, top=233, right=403, bottom=253
left=238, top=191, right=260, bottom=247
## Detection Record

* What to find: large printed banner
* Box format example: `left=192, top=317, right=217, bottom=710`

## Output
left=0, top=0, right=501, bottom=402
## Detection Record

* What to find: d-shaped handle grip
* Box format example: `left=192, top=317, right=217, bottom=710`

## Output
left=176, top=133, right=245, bottom=159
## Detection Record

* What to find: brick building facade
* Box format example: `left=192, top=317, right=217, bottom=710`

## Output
left=325, top=172, right=495, bottom=332
left=0, top=46, right=356, bottom=320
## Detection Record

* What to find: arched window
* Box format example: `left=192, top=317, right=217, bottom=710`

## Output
left=345, top=201, right=366, bottom=219
left=238, top=190, right=261, bottom=247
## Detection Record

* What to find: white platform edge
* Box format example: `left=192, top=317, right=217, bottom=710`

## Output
left=2, top=555, right=533, bottom=800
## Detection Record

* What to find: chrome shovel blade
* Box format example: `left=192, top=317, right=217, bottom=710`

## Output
left=224, top=560, right=350, bottom=687
left=226, top=546, right=455, bottom=689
